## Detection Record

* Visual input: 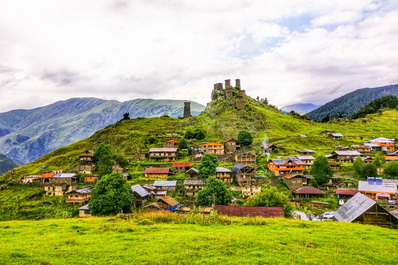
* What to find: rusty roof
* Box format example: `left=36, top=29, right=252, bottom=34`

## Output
left=158, top=196, right=179, bottom=207
left=294, top=186, right=325, bottom=195
left=215, top=205, right=284, bottom=218
left=144, top=168, right=170, bottom=174
left=336, top=188, right=359, bottom=196
left=173, top=162, right=191, bottom=168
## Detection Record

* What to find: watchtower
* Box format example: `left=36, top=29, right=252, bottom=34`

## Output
left=184, top=102, right=191, bottom=118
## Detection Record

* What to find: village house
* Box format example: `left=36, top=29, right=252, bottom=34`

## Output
left=295, top=149, right=315, bottom=155
left=164, top=139, right=179, bottom=148
left=79, top=204, right=91, bottom=218
left=66, top=186, right=93, bottom=205
left=239, top=185, right=262, bottom=197
left=131, top=184, right=149, bottom=207
left=267, top=158, right=305, bottom=176
left=21, top=174, right=41, bottom=184
left=144, top=196, right=180, bottom=211
left=334, top=193, right=398, bottom=228
left=172, top=162, right=191, bottom=173
left=328, top=133, right=344, bottom=139
left=384, top=151, right=398, bottom=162
left=144, top=168, right=170, bottom=178
left=77, top=150, right=95, bottom=174
left=183, top=179, right=206, bottom=196
left=329, top=150, right=361, bottom=162
left=264, top=144, right=278, bottom=153
left=351, top=145, right=371, bottom=155
left=293, top=186, right=326, bottom=199
left=42, top=169, right=63, bottom=179
left=282, top=175, right=310, bottom=191
left=185, top=168, right=199, bottom=179
left=294, top=156, right=314, bottom=169
left=215, top=167, right=233, bottom=184
left=336, top=188, right=359, bottom=202
left=232, top=164, right=256, bottom=187
left=358, top=177, right=398, bottom=202
left=43, top=173, right=79, bottom=196
left=154, top=180, right=177, bottom=192
left=224, top=138, right=239, bottom=153
left=149, top=148, right=178, bottom=162
left=235, top=152, right=256, bottom=166
left=214, top=205, right=284, bottom=218
left=200, top=142, right=224, bottom=155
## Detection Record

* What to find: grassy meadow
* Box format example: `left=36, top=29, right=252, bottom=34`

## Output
left=1, top=214, right=398, bottom=264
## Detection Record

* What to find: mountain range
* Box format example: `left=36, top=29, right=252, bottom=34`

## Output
left=280, top=103, right=320, bottom=114
left=0, top=98, right=205, bottom=165
left=306, top=84, right=398, bottom=121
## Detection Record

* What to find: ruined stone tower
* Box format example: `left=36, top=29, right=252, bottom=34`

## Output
left=210, top=78, right=246, bottom=110
left=183, top=102, right=191, bottom=118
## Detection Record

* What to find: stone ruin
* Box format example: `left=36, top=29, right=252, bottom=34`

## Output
left=211, top=79, right=246, bottom=110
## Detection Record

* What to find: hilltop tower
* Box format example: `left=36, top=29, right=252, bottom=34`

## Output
left=184, top=102, right=191, bottom=118
left=211, top=78, right=246, bottom=110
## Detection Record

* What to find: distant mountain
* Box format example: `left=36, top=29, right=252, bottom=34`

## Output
left=0, top=154, right=17, bottom=175
left=280, top=103, right=320, bottom=114
left=306, top=84, right=398, bottom=121
left=0, top=98, right=205, bottom=165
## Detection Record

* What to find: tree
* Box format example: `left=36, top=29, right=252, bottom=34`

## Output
left=244, top=185, right=293, bottom=217
left=193, top=128, right=205, bottom=140
left=384, top=161, right=398, bottom=178
left=310, top=156, right=333, bottom=185
left=178, top=138, right=189, bottom=149
left=196, top=176, right=232, bottom=206
left=113, top=154, right=129, bottom=168
left=362, top=163, right=377, bottom=178
left=353, top=156, right=363, bottom=178
left=90, top=172, right=133, bottom=216
left=94, top=143, right=113, bottom=176
left=198, top=153, right=218, bottom=179
left=373, top=155, right=383, bottom=168
left=238, top=131, right=253, bottom=146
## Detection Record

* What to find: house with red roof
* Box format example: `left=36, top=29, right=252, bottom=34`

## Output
left=293, top=186, right=326, bottom=199
left=164, top=139, right=179, bottom=148
left=336, top=188, right=359, bottom=201
left=172, top=162, right=191, bottom=173
left=144, top=168, right=170, bottom=178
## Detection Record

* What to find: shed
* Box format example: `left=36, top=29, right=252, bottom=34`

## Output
left=334, top=193, right=398, bottom=227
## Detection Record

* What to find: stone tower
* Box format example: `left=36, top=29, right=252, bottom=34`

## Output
left=235, top=79, right=241, bottom=88
left=184, top=102, right=191, bottom=118
left=225, top=79, right=232, bottom=89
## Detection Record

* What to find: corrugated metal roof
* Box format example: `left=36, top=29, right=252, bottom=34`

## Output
left=144, top=168, right=170, bottom=174
left=269, top=158, right=305, bottom=166
left=154, top=180, right=177, bottom=187
left=173, top=162, right=191, bottom=168
left=186, top=167, right=198, bottom=174
left=358, top=179, right=397, bottom=193
left=330, top=133, right=344, bottom=137
left=149, top=148, right=178, bottom=152
left=336, top=188, right=359, bottom=196
left=79, top=204, right=89, bottom=210
left=159, top=196, right=179, bottom=207
left=295, top=156, right=314, bottom=160
left=294, top=187, right=325, bottom=194
left=333, top=151, right=361, bottom=156
left=52, top=173, right=78, bottom=178
left=68, top=186, right=93, bottom=194
left=184, top=179, right=206, bottom=185
left=216, top=167, right=232, bottom=173
left=232, top=164, right=251, bottom=175
left=295, top=149, right=315, bottom=153
left=131, top=184, right=149, bottom=198
left=334, top=193, right=376, bottom=222
left=215, top=205, right=284, bottom=218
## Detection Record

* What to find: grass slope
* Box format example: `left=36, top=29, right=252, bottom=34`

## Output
left=0, top=217, right=397, bottom=264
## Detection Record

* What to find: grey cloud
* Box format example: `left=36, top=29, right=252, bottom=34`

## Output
left=40, top=70, right=82, bottom=86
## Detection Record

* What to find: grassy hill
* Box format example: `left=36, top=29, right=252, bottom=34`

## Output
left=1, top=215, right=397, bottom=264
left=0, top=153, right=17, bottom=175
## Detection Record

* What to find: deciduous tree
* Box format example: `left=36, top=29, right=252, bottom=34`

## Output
left=94, top=143, right=113, bottom=176
left=310, top=156, right=333, bottom=185
left=238, top=131, right=253, bottom=146
left=196, top=176, right=232, bottom=206
left=198, top=153, right=218, bottom=179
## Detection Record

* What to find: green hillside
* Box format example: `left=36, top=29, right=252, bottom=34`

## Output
left=1, top=216, right=397, bottom=264
left=0, top=153, right=17, bottom=175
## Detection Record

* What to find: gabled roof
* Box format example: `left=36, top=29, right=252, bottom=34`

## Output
left=173, top=162, right=191, bottom=168
left=269, top=158, right=305, bottom=166
left=131, top=184, right=149, bottom=198
left=154, top=180, right=177, bottom=187
left=232, top=164, right=252, bottom=175
left=358, top=179, right=397, bottom=194
left=332, top=151, right=361, bottom=156
left=184, top=179, right=206, bottom=185
left=216, top=167, right=232, bottom=173
left=52, top=173, right=78, bottom=178
left=67, top=186, right=93, bottom=194
left=149, top=148, right=178, bottom=153
left=295, top=149, right=315, bottom=153
left=334, top=193, right=376, bottom=222
left=158, top=196, right=179, bottom=207
left=295, top=156, right=314, bottom=160
left=336, top=188, right=359, bottom=196
left=144, top=168, right=170, bottom=174
left=186, top=167, right=198, bottom=174
left=351, top=145, right=371, bottom=149
left=225, top=138, right=238, bottom=143
left=330, top=133, right=344, bottom=137
left=294, top=187, right=325, bottom=195
left=201, top=142, right=224, bottom=146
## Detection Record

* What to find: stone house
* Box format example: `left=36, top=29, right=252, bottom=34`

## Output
left=328, top=133, right=344, bottom=139
left=149, top=148, right=178, bottom=162
left=66, top=186, right=93, bottom=205
left=215, top=167, right=233, bottom=184
left=172, top=162, right=191, bottom=173
left=43, top=173, right=79, bottom=196
left=77, top=150, right=95, bottom=174
left=131, top=184, right=149, bottom=207
left=330, top=151, right=361, bottom=162
left=235, top=152, right=256, bottom=166
left=232, top=164, right=256, bottom=187
left=224, top=138, right=239, bottom=153
left=144, top=168, right=170, bottom=178
left=153, top=180, right=177, bottom=192
left=200, top=142, right=224, bottom=155
left=293, top=186, right=326, bottom=199
left=185, top=168, right=199, bottom=179
left=351, top=145, right=371, bottom=155
left=183, top=179, right=206, bottom=196
left=164, top=139, right=179, bottom=148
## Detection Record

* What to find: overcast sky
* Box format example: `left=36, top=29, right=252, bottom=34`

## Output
left=1, top=0, right=398, bottom=112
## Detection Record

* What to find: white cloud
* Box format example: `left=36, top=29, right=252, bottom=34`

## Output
left=0, top=0, right=397, bottom=112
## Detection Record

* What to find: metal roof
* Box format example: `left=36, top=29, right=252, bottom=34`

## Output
left=358, top=179, right=397, bottom=194
left=334, top=193, right=376, bottom=222
left=154, top=180, right=177, bottom=187
left=184, top=179, right=206, bottom=185
left=216, top=167, right=232, bottom=173
left=52, top=173, right=78, bottom=178
left=79, top=204, right=89, bottom=210
left=332, top=150, right=361, bottom=156
left=67, top=186, right=93, bottom=194
left=232, top=164, right=251, bottom=175
left=131, top=184, right=149, bottom=198
left=149, top=148, right=178, bottom=152
left=330, top=133, right=344, bottom=137
left=269, top=158, right=305, bottom=166
left=294, top=187, right=325, bottom=194
left=159, top=196, right=179, bottom=207
left=144, top=168, right=170, bottom=174
left=186, top=167, right=198, bottom=174
left=336, top=188, right=359, bottom=196
left=295, top=149, right=315, bottom=153
left=173, top=162, right=191, bottom=168
left=295, top=156, right=314, bottom=160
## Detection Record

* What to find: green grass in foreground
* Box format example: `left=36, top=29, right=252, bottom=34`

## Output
left=1, top=214, right=398, bottom=265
